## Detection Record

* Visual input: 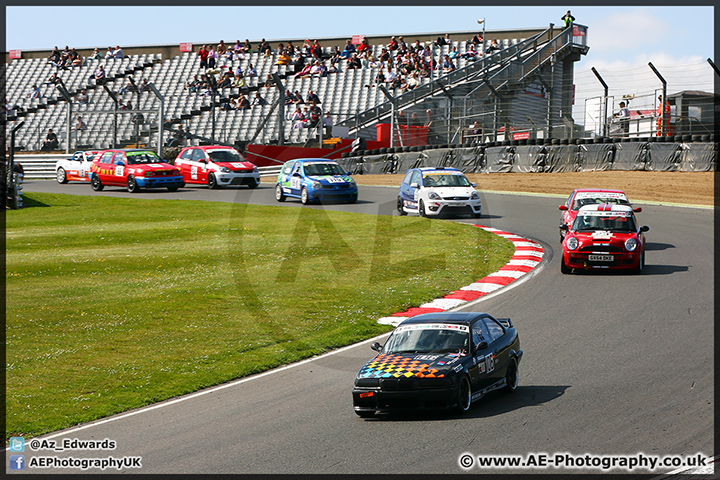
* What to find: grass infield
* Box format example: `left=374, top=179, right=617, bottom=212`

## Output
left=5, top=192, right=514, bottom=438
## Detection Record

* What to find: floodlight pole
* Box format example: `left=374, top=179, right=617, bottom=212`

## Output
left=55, top=79, right=73, bottom=153
left=272, top=73, right=286, bottom=146
left=103, top=84, right=119, bottom=148
left=379, top=85, right=398, bottom=148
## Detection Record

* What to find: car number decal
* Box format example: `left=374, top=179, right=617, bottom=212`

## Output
left=290, top=177, right=301, bottom=189
left=230, top=162, right=246, bottom=168
left=325, top=177, right=345, bottom=183
left=115, top=165, right=124, bottom=176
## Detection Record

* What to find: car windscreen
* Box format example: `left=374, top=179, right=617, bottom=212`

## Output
left=422, top=173, right=471, bottom=187
left=383, top=324, right=469, bottom=354
left=126, top=152, right=163, bottom=165
left=572, top=195, right=629, bottom=210
left=573, top=212, right=636, bottom=232
left=303, top=162, right=345, bottom=176
left=208, top=149, right=242, bottom=163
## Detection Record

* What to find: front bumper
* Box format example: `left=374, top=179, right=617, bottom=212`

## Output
left=425, top=199, right=482, bottom=217
left=308, top=185, right=358, bottom=202
left=217, top=171, right=260, bottom=186
left=563, top=249, right=641, bottom=270
left=135, top=175, right=185, bottom=188
left=352, top=385, right=459, bottom=413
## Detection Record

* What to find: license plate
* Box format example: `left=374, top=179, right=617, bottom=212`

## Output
left=447, top=202, right=466, bottom=207
left=588, top=254, right=614, bottom=262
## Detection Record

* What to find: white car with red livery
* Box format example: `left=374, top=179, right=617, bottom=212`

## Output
left=56, top=150, right=100, bottom=183
left=174, top=145, right=260, bottom=189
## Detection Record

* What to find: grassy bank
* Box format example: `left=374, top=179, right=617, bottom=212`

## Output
left=6, top=193, right=514, bottom=438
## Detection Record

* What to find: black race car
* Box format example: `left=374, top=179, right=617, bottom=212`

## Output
left=352, top=312, right=522, bottom=417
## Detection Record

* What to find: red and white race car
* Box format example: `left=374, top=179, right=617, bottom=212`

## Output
left=89, top=149, right=184, bottom=193
left=560, top=204, right=649, bottom=274
left=173, top=145, right=260, bottom=189
left=55, top=150, right=100, bottom=183
left=558, top=189, right=640, bottom=241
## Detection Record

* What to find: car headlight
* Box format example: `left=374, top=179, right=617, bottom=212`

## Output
left=566, top=237, right=579, bottom=250
left=312, top=181, right=322, bottom=190
left=253, top=165, right=259, bottom=173
left=625, top=238, right=638, bottom=251
left=471, top=191, right=480, bottom=200
left=428, top=191, right=441, bottom=200
left=220, top=167, right=231, bottom=173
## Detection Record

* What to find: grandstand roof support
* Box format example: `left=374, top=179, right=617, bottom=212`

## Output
left=590, top=67, right=609, bottom=137
left=147, top=83, right=164, bottom=156
left=102, top=85, right=119, bottom=149
left=272, top=73, right=286, bottom=146
left=379, top=85, right=399, bottom=148
left=55, top=81, right=73, bottom=154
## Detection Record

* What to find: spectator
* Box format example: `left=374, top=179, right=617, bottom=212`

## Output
left=242, top=39, right=253, bottom=53
left=245, top=63, right=258, bottom=77
left=76, top=115, right=87, bottom=132
left=28, top=84, right=41, bottom=99
left=89, top=47, right=103, bottom=60
left=252, top=92, right=268, bottom=107
left=76, top=89, right=89, bottom=104
left=236, top=93, right=250, bottom=110
left=471, top=32, right=484, bottom=47
left=294, top=62, right=313, bottom=77
left=90, top=64, right=106, bottom=84
left=442, top=54, right=455, bottom=73
left=216, top=40, right=227, bottom=58
left=207, top=46, right=217, bottom=69
left=104, top=46, right=114, bottom=59
left=70, top=49, right=83, bottom=67
left=217, top=72, right=232, bottom=89
left=289, top=107, right=305, bottom=128
left=448, top=46, right=459, bottom=59
left=41, top=128, right=59, bottom=151
left=286, top=41, right=295, bottom=56
left=168, top=125, right=186, bottom=146
left=185, top=74, right=201, bottom=94
left=44, top=72, right=60, bottom=85
left=310, top=40, right=323, bottom=60
left=461, top=43, right=478, bottom=60
left=48, top=46, right=61, bottom=67
left=387, top=36, right=398, bottom=51
left=486, top=39, right=500, bottom=54
left=435, top=33, right=452, bottom=47
left=357, top=37, right=370, bottom=54
left=113, top=45, right=124, bottom=59
left=138, top=78, right=149, bottom=93
left=291, top=90, right=304, bottom=104
left=561, top=10, right=575, bottom=28
left=403, top=71, right=419, bottom=91
left=284, top=89, right=294, bottom=106
left=118, top=78, right=136, bottom=95
left=323, top=113, right=333, bottom=137
left=614, top=101, right=630, bottom=135
left=198, top=45, right=209, bottom=68
left=309, top=60, right=326, bottom=76
left=306, top=89, right=321, bottom=104
left=276, top=50, right=292, bottom=65
left=257, top=38, right=271, bottom=55
left=341, top=39, right=356, bottom=59
left=346, top=52, right=362, bottom=70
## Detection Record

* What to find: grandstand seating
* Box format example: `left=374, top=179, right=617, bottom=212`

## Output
left=5, top=36, right=536, bottom=151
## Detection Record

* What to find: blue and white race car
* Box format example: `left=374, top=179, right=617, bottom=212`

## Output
left=397, top=167, right=482, bottom=218
left=275, top=159, right=358, bottom=204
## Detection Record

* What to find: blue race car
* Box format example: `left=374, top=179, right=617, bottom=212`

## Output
left=275, top=159, right=358, bottom=204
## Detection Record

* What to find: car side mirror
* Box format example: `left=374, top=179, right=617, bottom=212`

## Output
left=200, top=159, right=207, bottom=164
left=560, top=224, right=569, bottom=231
left=346, top=171, right=352, bottom=176
left=475, top=341, right=488, bottom=352
left=371, top=341, right=383, bottom=352
left=633, top=207, right=642, bottom=213
left=471, top=182, right=477, bottom=187
left=640, top=225, right=649, bottom=232
left=410, top=182, right=419, bottom=188
left=559, top=205, right=568, bottom=211
left=293, top=172, right=301, bottom=177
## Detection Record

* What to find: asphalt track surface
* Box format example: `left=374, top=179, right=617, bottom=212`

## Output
left=12, top=180, right=715, bottom=475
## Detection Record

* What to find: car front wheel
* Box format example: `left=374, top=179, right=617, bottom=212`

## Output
left=301, top=187, right=310, bottom=205
left=454, top=375, right=472, bottom=413
left=397, top=197, right=407, bottom=215
left=419, top=199, right=427, bottom=217
left=208, top=173, right=218, bottom=189
left=275, top=184, right=286, bottom=202
left=56, top=168, right=67, bottom=184
left=127, top=175, right=140, bottom=193
left=91, top=174, right=104, bottom=191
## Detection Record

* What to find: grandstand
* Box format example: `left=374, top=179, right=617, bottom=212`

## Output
left=4, top=24, right=589, bottom=153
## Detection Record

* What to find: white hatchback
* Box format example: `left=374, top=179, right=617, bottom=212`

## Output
left=397, top=167, right=482, bottom=218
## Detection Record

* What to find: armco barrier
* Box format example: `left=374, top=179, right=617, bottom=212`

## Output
left=341, top=140, right=715, bottom=173
left=10, top=141, right=717, bottom=180
left=11, top=154, right=283, bottom=180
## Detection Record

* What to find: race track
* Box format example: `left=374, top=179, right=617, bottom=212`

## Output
left=13, top=180, right=714, bottom=475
